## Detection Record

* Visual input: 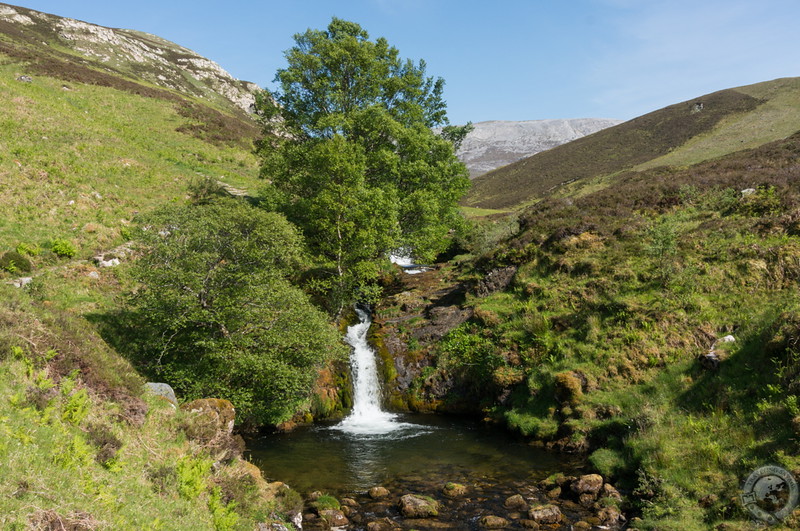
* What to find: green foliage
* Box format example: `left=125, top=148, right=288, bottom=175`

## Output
left=208, top=487, right=239, bottom=530
left=49, top=238, right=77, bottom=258
left=177, top=456, right=212, bottom=500
left=61, top=388, right=90, bottom=425
left=438, top=324, right=503, bottom=389
left=589, top=448, right=627, bottom=479
left=127, top=198, right=346, bottom=425
left=312, top=494, right=341, bottom=511
left=258, top=17, right=470, bottom=307
left=0, top=251, right=32, bottom=273
left=15, top=242, right=41, bottom=257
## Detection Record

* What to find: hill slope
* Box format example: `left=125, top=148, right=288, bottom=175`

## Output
left=0, top=2, right=258, bottom=113
left=457, top=118, right=621, bottom=178
left=465, top=77, right=800, bottom=210
left=0, top=3, right=263, bottom=259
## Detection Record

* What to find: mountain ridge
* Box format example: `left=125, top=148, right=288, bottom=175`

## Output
left=458, top=118, right=622, bottom=178
left=0, top=2, right=258, bottom=114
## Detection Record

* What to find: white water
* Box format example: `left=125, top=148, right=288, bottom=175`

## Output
left=334, top=308, right=416, bottom=436
left=389, top=252, right=429, bottom=275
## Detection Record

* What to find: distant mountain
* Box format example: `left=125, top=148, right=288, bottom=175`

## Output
left=0, top=2, right=258, bottom=114
left=463, top=77, right=800, bottom=210
left=458, top=119, right=622, bottom=178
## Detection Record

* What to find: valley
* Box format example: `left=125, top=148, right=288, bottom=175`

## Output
left=1, top=3, right=800, bottom=530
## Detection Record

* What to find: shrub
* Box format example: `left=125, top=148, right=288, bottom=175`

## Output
left=0, top=251, right=32, bottom=273
left=50, top=239, right=77, bottom=258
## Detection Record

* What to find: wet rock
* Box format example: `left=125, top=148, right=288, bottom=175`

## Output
left=570, top=474, right=603, bottom=496
left=503, top=494, right=528, bottom=511
left=308, top=491, right=323, bottom=501
left=341, top=497, right=359, bottom=507
left=367, top=517, right=401, bottom=531
left=399, top=494, right=440, bottom=518
left=527, top=504, right=561, bottom=525
left=573, top=522, right=592, bottom=530
left=519, top=520, right=540, bottom=529
left=480, top=515, right=509, bottom=528
left=319, top=509, right=348, bottom=527
left=369, top=486, right=390, bottom=499
left=596, top=505, right=626, bottom=527
left=442, top=482, right=468, bottom=498
left=601, top=483, right=622, bottom=502
left=578, top=493, right=595, bottom=507
left=545, top=486, right=561, bottom=499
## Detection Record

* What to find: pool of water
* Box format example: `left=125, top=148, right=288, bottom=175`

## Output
left=245, top=413, right=583, bottom=495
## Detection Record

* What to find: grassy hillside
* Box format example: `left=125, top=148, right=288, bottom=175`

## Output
left=464, top=77, right=800, bottom=210
left=0, top=6, right=315, bottom=528
left=385, top=130, right=800, bottom=529
left=0, top=54, right=260, bottom=260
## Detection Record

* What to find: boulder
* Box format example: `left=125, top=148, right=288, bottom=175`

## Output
left=527, top=504, right=561, bottom=525
left=601, top=483, right=622, bottom=502
left=596, top=505, right=626, bottom=527
left=180, top=398, right=235, bottom=443
left=570, top=474, right=603, bottom=496
left=399, top=494, right=439, bottom=518
left=319, top=509, right=349, bottom=527
left=144, top=382, right=177, bottom=406
left=503, top=494, right=528, bottom=511
left=369, top=486, right=390, bottom=499
left=480, top=515, right=510, bottom=529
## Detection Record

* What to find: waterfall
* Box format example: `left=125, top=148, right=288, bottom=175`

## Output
left=334, top=307, right=410, bottom=435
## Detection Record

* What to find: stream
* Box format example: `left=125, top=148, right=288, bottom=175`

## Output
left=245, top=309, right=590, bottom=529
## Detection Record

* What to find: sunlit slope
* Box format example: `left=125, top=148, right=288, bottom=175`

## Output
left=0, top=55, right=260, bottom=258
left=464, top=77, right=800, bottom=210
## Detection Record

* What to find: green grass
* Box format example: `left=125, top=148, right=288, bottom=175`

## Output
left=0, top=58, right=260, bottom=261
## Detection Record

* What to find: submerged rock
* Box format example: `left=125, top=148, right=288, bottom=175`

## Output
left=399, top=494, right=440, bottom=518
left=442, top=482, right=468, bottom=498
left=503, top=494, right=528, bottom=511
left=480, top=515, right=510, bottom=528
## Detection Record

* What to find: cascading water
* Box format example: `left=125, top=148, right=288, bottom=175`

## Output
left=334, top=307, right=415, bottom=435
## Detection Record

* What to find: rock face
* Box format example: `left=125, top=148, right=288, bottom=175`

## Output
left=0, top=4, right=259, bottom=114
left=456, top=119, right=622, bottom=178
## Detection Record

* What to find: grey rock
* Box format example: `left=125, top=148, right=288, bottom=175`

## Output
left=16, top=75, right=32, bottom=82
left=144, top=382, right=177, bottom=405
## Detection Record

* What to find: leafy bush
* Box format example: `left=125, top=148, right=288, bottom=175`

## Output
left=0, top=251, right=32, bottom=273
left=127, top=198, right=347, bottom=425
left=50, top=239, right=77, bottom=258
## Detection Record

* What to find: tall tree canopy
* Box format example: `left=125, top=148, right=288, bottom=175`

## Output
left=257, top=18, right=471, bottom=306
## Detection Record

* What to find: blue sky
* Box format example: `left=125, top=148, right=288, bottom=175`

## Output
left=12, top=0, right=800, bottom=124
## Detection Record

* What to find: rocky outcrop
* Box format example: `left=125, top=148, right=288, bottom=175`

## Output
left=456, top=119, right=622, bottom=178
left=0, top=4, right=259, bottom=114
